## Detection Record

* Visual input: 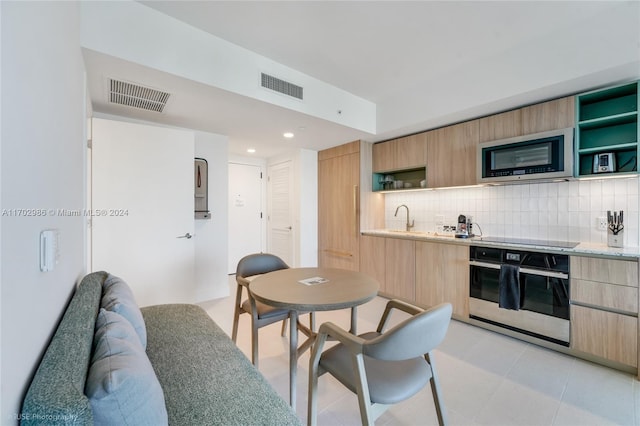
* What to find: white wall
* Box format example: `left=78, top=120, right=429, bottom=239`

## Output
left=1, top=2, right=86, bottom=422
left=195, top=132, right=230, bottom=300
left=384, top=177, right=640, bottom=248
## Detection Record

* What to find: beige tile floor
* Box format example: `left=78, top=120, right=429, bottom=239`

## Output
left=199, top=277, right=639, bottom=426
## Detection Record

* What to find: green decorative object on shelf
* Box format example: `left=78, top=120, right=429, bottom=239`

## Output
left=575, top=81, right=639, bottom=177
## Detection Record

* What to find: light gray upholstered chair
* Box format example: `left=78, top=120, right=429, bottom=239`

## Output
left=231, top=253, right=314, bottom=368
left=308, top=300, right=452, bottom=426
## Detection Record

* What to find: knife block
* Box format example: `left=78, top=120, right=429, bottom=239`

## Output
left=607, top=229, right=624, bottom=248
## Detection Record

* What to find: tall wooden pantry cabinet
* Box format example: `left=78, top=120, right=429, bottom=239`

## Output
left=318, top=140, right=382, bottom=271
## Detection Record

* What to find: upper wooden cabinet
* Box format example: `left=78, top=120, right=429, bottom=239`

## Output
left=372, top=133, right=427, bottom=173
left=478, top=109, right=523, bottom=143
left=522, top=96, right=575, bottom=134
left=426, top=120, right=479, bottom=188
left=372, top=140, right=395, bottom=172
left=372, top=94, right=577, bottom=189
left=478, top=96, right=575, bottom=143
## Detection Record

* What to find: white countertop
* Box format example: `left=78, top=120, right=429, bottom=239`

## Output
left=362, top=229, right=640, bottom=259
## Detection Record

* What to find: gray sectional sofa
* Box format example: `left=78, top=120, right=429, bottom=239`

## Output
left=20, top=271, right=300, bottom=425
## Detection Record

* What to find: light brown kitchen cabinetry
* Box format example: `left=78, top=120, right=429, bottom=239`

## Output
left=372, top=140, right=396, bottom=173
left=478, top=109, right=523, bottom=143
left=372, top=133, right=426, bottom=173
left=318, top=141, right=361, bottom=271
left=385, top=238, right=415, bottom=301
left=522, top=96, right=575, bottom=134
left=426, top=120, right=479, bottom=188
left=359, top=235, right=415, bottom=301
left=415, top=241, right=469, bottom=319
left=571, top=305, right=637, bottom=368
left=360, top=235, right=385, bottom=289
left=478, top=95, right=575, bottom=144
left=569, top=256, right=639, bottom=369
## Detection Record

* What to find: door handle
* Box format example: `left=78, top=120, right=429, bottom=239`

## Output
left=177, top=233, right=194, bottom=239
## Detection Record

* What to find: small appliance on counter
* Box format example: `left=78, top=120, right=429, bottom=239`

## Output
left=455, top=214, right=474, bottom=238
left=593, top=152, right=616, bottom=173
left=607, top=210, right=624, bottom=248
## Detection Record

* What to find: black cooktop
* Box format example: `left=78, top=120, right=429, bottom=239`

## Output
left=476, top=236, right=579, bottom=249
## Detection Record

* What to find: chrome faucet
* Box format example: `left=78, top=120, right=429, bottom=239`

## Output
left=394, top=204, right=415, bottom=232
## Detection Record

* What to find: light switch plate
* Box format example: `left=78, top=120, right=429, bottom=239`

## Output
left=40, top=229, right=59, bottom=272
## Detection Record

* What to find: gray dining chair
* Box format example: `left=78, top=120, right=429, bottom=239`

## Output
left=308, top=300, right=452, bottom=426
left=231, top=252, right=314, bottom=367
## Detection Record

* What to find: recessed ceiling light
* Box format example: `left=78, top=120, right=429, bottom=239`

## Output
left=283, top=132, right=294, bottom=138
left=247, top=148, right=256, bottom=153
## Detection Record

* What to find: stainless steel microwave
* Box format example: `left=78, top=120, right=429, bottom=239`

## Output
left=477, top=127, right=574, bottom=183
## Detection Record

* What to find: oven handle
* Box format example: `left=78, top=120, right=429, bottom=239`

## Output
left=469, top=260, right=569, bottom=280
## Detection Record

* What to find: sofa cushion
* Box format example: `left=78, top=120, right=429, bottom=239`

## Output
left=86, top=309, right=167, bottom=426
left=101, top=274, right=147, bottom=348
left=141, top=304, right=301, bottom=426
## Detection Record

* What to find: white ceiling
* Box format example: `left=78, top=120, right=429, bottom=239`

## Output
left=84, top=1, right=640, bottom=158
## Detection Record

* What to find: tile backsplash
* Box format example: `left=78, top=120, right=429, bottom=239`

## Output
left=384, top=176, right=640, bottom=247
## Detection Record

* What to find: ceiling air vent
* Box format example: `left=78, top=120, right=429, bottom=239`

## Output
left=109, top=79, right=170, bottom=113
left=261, top=73, right=303, bottom=100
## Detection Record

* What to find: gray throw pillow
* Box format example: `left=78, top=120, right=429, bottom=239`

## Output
left=102, top=274, right=147, bottom=348
left=86, top=309, right=168, bottom=426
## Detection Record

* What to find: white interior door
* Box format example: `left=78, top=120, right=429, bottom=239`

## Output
left=228, top=163, right=263, bottom=273
left=268, top=161, right=295, bottom=266
left=91, top=118, right=195, bottom=306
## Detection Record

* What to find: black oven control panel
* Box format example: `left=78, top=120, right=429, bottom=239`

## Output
left=470, top=246, right=568, bottom=273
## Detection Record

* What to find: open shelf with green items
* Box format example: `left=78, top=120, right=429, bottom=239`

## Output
left=372, top=167, right=426, bottom=192
left=575, top=81, right=638, bottom=177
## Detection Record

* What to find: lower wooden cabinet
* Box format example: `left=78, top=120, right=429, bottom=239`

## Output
left=359, top=235, right=415, bottom=301
left=361, top=237, right=469, bottom=319
left=415, top=241, right=469, bottom=319
left=571, top=305, right=637, bottom=367
left=569, top=256, right=639, bottom=369
left=360, top=235, right=385, bottom=290
left=385, top=238, right=415, bottom=301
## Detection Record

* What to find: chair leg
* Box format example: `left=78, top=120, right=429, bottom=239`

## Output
left=307, top=359, right=319, bottom=426
left=309, top=312, right=316, bottom=332
left=250, top=309, right=260, bottom=368
left=231, top=284, right=244, bottom=342
left=426, top=352, right=448, bottom=426
left=352, top=353, right=374, bottom=426
left=308, top=328, right=329, bottom=426
left=281, top=318, right=288, bottom=337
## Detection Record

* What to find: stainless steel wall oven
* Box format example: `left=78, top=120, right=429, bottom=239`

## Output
left=469, top=245, right=570, bottom=346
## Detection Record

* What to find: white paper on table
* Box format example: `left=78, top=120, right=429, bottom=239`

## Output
left=298, top=276, right=329, bottom=286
